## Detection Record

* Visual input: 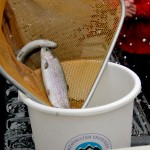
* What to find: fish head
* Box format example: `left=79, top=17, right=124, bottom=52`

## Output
left=41, top=47, right=54, bottom=61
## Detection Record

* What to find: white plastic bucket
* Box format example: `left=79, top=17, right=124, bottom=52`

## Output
left=19, top=62, right=141, bottom=150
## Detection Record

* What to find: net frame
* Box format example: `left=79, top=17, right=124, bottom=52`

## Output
left=0, top=0, right=125, bottom=108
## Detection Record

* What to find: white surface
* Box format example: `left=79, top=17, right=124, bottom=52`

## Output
left=19, top=62, right=141, bottom=150
left=113, top=145, right=150, bottom=150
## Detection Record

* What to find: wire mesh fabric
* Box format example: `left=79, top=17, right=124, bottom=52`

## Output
left=0, top=0, right=122, bottom=108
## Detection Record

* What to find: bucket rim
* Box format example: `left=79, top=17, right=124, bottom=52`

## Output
left=18, top=62, right=141, bottom=116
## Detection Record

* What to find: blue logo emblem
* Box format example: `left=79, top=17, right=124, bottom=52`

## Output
left=75, top=142, right=102, bottom=150
left=64, top=133, right=112, bottom=150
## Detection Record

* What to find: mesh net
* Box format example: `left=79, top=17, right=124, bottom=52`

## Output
left=0, top=0, right=122, bottom=108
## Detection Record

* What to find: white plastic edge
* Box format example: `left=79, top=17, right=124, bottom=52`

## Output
left=18, top=62, right=141, bottom=116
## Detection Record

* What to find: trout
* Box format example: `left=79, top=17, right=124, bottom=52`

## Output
left=41, top=47, right=70, bottom=108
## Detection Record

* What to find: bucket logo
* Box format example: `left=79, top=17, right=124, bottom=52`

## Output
left=64, top=133, right=112, bottom=150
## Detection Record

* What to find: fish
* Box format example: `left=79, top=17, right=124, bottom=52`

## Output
left=41, top=47, right=70, bottom=108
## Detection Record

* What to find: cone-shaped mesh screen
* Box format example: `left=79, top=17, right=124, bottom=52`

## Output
left=0, top=0, right=123, bottom=108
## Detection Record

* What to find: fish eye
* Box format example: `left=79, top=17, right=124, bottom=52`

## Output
left=45, top=48, right=49, bottom=51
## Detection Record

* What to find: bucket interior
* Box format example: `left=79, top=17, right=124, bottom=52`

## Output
left=88, top=62, right=140, bottom=108
left=19, top=62, right=141, bottom=114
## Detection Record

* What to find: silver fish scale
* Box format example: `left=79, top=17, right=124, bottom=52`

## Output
left=41, top=48, right=70, bottom=108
